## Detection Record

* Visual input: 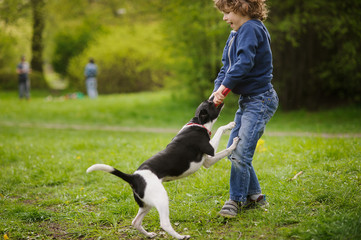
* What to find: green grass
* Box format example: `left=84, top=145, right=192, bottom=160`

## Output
left=1, top=90, right=361, bottom=133
left=1, top=90, right=361, bottom=239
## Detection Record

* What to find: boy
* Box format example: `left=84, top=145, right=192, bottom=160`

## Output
left=212, top=0, right=279, bottom=217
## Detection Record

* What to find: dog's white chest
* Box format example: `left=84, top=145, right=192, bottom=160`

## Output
left=162, top=158, right=205, bottom=182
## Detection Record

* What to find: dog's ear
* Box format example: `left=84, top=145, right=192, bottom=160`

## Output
left=198, top=109, right=209, bottom=124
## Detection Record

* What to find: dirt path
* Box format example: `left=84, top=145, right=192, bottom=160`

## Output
left=1, top=121, right=361, bottom=138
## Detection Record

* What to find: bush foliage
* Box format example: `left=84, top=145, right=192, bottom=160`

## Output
left=0, top=70, right=17, bottom=90
left=51, top=20, right=103, bottom=77
left=67, top=24, right=170, bottom=94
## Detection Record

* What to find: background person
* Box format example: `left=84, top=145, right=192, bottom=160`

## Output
left=16, top=55, right=31, bottom=100
left=84, top=58, right=98, bottom=99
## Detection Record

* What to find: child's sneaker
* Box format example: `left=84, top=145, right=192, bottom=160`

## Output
left=243, top=194, right=269, bottom=209
left=218, top=199, right=241, bottom=218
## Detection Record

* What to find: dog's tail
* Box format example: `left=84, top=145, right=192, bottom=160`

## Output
left=86, top=164, right=134, bottom=185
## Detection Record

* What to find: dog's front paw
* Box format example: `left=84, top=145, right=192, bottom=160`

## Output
left=224, top=121, right=236, bottom=131
left=229, top=137, right=239, bottom=150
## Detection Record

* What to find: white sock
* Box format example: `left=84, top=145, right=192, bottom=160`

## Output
left=250, top=194, right=261, bottom=201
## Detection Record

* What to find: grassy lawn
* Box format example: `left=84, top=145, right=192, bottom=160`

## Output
left=1, top=91, right=361, bottom=239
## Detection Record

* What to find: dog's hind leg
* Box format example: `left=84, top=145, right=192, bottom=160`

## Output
left=132, top=205, right=157, bottom=238
left=137, top=171, right=190, bottom=239
left=155, top=199, right=190, bottom=240
left=146, top=182, right=190, bottom=239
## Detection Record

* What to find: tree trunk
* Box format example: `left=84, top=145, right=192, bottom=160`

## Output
left=30, top=0, right=47, bottom=89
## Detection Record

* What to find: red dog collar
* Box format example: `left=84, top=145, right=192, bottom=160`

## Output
left=186, top=123, right=211, bottom=136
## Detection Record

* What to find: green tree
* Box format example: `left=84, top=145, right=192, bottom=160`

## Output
left=0, top=0, right=47, bottom=89
left=268, top=0, right=361, bottom=109
left=155, top=0, right=361, bottom=109
left=149, top=0, right=229, bottom=99
left=0, top=0, right=31, bottom=89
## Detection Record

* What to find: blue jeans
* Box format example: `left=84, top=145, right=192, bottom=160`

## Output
left=86, top=77, right=98, bottom=99
left=227, top=88, right=278, bottom=203
left=19, top=80, right=30, bottom=99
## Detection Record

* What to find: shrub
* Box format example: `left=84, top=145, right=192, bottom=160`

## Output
left=0, top=70, right=48, bottom=91
left=51, top=20, right=103, bottom=77
left=0, top=70, right=17, bottom=90
left=67, top=24, right=169, bottom=94
left=30, top=71, right=48, bottom=89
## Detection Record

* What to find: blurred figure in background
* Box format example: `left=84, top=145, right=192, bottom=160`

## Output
left=16, top=55, right=31, bottom=100
left=84, top=58, right=98, bottom=99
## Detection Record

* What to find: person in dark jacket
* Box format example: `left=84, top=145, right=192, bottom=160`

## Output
left=16, top=55, right=31, bottom=100
left=212, top=0, right=279, bottom=217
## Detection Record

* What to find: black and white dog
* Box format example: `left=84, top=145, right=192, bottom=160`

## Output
left=87, top=100, right=239, bottom=239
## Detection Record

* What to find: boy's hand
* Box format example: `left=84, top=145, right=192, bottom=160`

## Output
left=213, top=85, right=227, bottom=105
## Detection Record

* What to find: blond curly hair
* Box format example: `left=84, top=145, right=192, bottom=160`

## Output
left=214, top=0, right=269, bottom=21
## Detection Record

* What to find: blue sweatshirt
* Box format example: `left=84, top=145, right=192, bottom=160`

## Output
left=214, top=19, right=273, bottom=96
left=84, top=63, right=98, bottom=78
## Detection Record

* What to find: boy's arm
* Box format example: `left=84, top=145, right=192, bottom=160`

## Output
left=213, top=56, right=226, bottom=92
left=222, top=25, right=258, bottom=90
left=214, top=33, right=234, bottom=92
